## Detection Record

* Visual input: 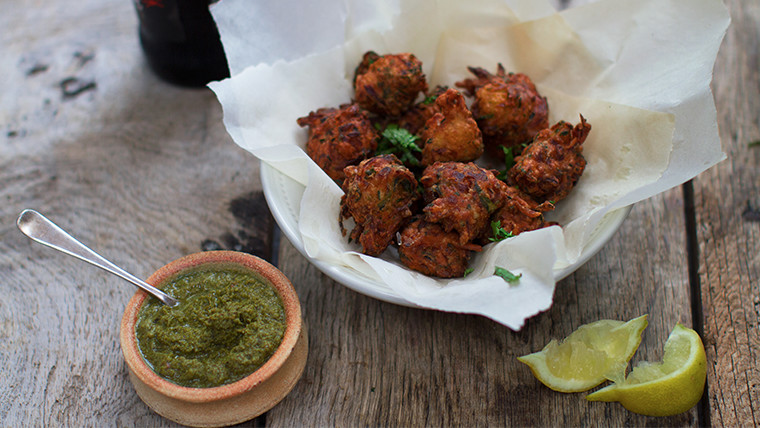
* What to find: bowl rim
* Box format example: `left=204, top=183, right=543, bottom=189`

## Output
left=260, top=161, right=632, bottom=307
left=120, top=250, right=302, bottom=403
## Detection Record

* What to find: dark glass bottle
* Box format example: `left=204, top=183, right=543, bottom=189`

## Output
left=134, top=0, right=230, bottom=87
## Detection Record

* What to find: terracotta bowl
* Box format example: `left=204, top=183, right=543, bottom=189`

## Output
left=120, top=251, right=308, bottom=427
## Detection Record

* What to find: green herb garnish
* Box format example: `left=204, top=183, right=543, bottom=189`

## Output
left=377, top=124, right=422, bottom=166
left=496, top=145, right=515, bottom=180
left=494, top=266, right=522, bottom=283
left=463, top=267, right=474, bottom=277
left=422, top=94, right=439, bottom=105
left=489, top=221, right=514, bottom=242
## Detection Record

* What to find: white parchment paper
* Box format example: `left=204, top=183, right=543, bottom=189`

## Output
left=209, top=0, right=729, bottom=329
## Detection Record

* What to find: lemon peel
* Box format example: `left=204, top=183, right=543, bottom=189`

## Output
left=586, top=323, right=707, bottom=416
left=517, top=315, right=648, bottom=393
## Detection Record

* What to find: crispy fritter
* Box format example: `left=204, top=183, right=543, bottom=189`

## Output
left=297, top=103, right=378, bottom=183
left=340, top=154, right=420, bottom=256
left=456, top=64, right=549, bottom=158
left=419, top=88, right=484, bottom=166
left=484, top=186, right=556, bottom=242
left=396, top=85, right=449, bottom=135
left=508, top=115, right=590, bottom=204
left=354, top=51, right=428, bottom=117
left=420, top=162, right=507, bottom=245
left=397, top=218, right=481, bottom=278
left=353, top=51, right=381, bottom=82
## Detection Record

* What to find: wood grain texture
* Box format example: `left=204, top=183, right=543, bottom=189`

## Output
left=698, top=0, right=760, bottom=426
left=0, top=1, right=268, bottom=426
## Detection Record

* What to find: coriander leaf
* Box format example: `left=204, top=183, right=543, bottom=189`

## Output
left=494, top=266, right=522, bottom=283
left=463, top=267, right=474, bottom=277
left=489, top=220, right=514, bottom=242
left=496, top=145, right=515, bottom=180
left=422, top=94, right=438, bottom=105
left=377, top=124, right=422, bottom=166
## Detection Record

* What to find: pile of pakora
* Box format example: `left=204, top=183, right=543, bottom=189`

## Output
left=298, top=52, right=591, bottom=278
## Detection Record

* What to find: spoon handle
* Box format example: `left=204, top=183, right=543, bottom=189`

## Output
left=17, top=209, right=178, bottom=307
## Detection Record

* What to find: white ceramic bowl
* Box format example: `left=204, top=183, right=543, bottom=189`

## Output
left=261, top=162, right=631, bottom=307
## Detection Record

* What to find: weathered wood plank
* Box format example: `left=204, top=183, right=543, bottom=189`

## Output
left=1, top=99, right=266, bottom=426
left=697, top=0, right=760, bottom=426
left=0, top=1, right=269, bottom=426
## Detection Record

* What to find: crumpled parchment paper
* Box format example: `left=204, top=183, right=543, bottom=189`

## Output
left=209, top=0, right=729, bottom=329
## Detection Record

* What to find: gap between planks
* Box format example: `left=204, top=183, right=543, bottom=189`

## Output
left=683, top=179, right=710, bottom=427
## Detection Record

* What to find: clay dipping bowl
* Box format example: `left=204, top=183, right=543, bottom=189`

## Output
left=120, top=251, right=308, bottom=427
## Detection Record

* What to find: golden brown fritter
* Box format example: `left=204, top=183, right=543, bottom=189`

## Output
left=354, top=51, right=428, bottom=117
left=484, top=186, right=556, bottom=242
left=340, top=154, right=420, bottom=256
left=456, top=64, right=549, bottom=158
left=297, top=103, right=379, bottom=183
left=353, top=51, right=381, bottom=82
left=397, top=218, right=481, bottom=278
left=395, top=85, right=448, bottom=135
left=420, top=162, right=507, bottom=245
left=508, top=115, right=591, bottom=204
left=419, top=88, right=484, bottom=166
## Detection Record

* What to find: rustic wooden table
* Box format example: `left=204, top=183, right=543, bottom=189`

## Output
left=1, top=0, right=757, bottom=426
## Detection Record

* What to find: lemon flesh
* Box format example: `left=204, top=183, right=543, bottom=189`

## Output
left=586, top=323, right=707, bottom=416
left=517, top=315, right=648, bottom=392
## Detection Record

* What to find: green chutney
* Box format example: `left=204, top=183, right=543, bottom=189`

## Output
left=135, top=267, right=287, bottom=388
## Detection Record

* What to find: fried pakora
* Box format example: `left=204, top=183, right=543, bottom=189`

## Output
left=395, top=85, right=448, bottom=135
left=420, top=162, right=507, bottom=245
left=419, top=88, right=484, bottom=166
left=298, top=52, right=595, bottom=279
left=397, top=218, right=481, bottom=278
left=484, top=186, right=556, bottom=242
left=508, top=115, right=590, bottom=204
left=456, top=64, right=549, bottom=158
left=340, top=154, right=420, bottom=256
left=354, top=51, right=428, bottom=117
left=297, top=103, right=378, bottom=183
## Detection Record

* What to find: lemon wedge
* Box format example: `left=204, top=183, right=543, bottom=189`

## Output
left=586, top=323, right=707, bottom=416
left=517, top=315, right=648, bottom=392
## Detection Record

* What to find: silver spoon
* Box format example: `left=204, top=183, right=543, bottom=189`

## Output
left=17, top=209, right=179, bottom=307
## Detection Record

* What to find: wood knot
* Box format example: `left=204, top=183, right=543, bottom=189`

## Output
left=742, top=200, right=760, bottom=223
left=60, top=77, right=96, bottom=100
